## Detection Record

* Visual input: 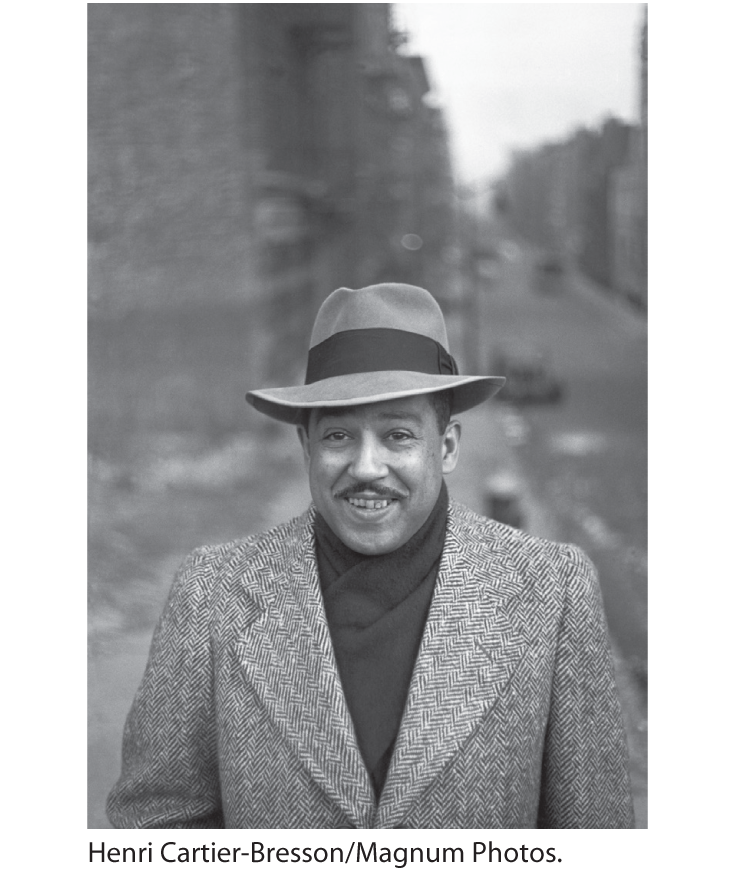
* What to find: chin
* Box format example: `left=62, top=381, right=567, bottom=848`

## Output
left=343, top=529, right=402, bottom=556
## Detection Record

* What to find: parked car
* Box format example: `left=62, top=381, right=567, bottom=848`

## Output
left=491, top=346, right=564, bottom=404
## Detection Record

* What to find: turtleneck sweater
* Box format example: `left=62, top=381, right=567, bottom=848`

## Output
left=314, top=482, right=448, bottom=798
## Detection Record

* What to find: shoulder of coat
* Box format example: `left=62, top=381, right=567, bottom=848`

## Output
left=179, top=505, right=316, bottom=592
left=447, top=498, right=592, bottom=591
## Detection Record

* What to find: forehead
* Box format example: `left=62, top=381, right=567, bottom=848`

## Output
left=310, top=394, right=434, bottom=429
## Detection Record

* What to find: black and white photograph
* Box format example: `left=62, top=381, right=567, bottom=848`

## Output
left=88, top=3, right=648, bottom=832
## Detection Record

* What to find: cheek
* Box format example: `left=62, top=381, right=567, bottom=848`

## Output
left=309, top=451, right=343, bottom=484
left=403, top=447, right=442, bottom=487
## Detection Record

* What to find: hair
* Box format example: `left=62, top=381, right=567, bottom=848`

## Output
left=298, top=390, right=453, bottom=434
left=428, top=390, right=452, bottom=433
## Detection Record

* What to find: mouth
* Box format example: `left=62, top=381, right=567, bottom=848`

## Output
left=336, top=488, right=404, bottom=516
left=344, top=496, right=395, bottom=510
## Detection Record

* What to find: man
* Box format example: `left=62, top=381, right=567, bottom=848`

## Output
left=107, top=283, right=633, bottom=829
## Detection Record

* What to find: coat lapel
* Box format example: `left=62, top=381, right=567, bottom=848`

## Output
left=376, top=501, right=528, bottom=828
left=231, top=509, right=375, bottom=829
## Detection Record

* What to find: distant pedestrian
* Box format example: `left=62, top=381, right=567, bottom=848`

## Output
left=107, top=282, right=633, bottom=828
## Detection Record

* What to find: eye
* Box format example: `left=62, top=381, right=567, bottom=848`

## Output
left=387, top=430, right=413, bottom=442
left=323, top=430, right=349, bottom=442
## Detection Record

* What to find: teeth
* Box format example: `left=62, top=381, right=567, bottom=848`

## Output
left=347, top=498, right=391, bottom=509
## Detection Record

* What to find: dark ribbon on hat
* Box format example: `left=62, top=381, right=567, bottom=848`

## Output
left=305, top=327, right=458, bottom=384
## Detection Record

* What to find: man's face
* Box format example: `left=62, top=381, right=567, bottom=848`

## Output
left=297, top=394, right=461, bottom=555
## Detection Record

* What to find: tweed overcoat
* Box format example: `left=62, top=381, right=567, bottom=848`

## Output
left=107, top=499, right=633, bottom=829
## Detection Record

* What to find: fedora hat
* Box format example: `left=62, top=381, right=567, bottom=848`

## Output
left=246, top=283, right=505, bottom=424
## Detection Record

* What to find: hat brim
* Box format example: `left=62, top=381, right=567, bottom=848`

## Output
left=246, top=371, right=506, bottom=424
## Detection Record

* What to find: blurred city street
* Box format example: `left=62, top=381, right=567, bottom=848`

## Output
left=88, top=232, right=646, bottom=828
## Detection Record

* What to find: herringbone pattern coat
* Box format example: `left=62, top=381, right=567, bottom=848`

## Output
left=107, top=500, right=634, bottom=829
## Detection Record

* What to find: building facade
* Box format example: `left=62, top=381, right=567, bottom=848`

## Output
left=609, top=7, right=647, bottom=309
left=501, top=8, right=647, bottom=309
left=88, top=4, right=454, bottom=444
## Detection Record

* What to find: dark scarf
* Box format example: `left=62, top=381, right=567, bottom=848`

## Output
left=314, top=481, right=448, bottom=798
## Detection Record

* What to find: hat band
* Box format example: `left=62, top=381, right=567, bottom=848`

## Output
left=306, top=327, right=458, bottom=384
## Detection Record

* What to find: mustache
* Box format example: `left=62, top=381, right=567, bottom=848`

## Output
left=335, top=483, right=406, bottom=500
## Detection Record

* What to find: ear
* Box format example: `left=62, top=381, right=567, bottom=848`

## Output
left=296, top=423, right=311, bottom=465
left=441, top=419, right=461, bottom=474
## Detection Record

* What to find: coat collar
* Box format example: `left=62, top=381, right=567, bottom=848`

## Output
left=376, top=500, right=528, bottom=827
left=227, top=500, right=528, bottom=828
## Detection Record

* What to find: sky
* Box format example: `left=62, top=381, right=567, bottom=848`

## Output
left=395, top=2, right=645, bottom=183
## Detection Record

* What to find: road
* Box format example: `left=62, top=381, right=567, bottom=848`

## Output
left=463, top=234, right=648, bottom=824
left=475, top=238, right=647, bottom=681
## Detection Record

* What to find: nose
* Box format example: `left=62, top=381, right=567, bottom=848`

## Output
left=348, top=433, right=389, bottom=482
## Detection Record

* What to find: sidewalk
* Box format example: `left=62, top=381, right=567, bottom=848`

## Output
left=448, top=401, right=557, bottom=539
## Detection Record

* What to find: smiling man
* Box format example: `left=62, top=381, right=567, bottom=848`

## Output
left=107, top=283, right=634, bottom=829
